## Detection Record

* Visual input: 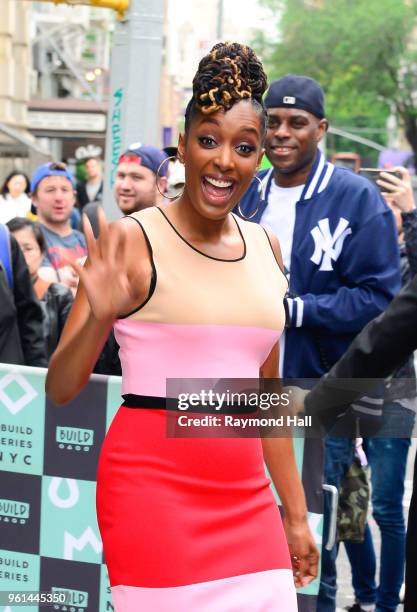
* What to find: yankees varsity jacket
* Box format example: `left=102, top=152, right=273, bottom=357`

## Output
left=238, top=151, right=401, bottom=385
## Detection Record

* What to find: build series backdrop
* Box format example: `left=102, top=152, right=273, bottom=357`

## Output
left=0, top=365, right=322, bottom=612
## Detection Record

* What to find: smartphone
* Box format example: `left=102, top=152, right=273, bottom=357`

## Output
left=359, top=168, right=401, bottom=191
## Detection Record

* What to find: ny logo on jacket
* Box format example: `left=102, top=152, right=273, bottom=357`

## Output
left=310, top=217, right=352, bottom=271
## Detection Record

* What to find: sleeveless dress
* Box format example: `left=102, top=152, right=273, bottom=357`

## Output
left=96, top=206, right=297, bottom=611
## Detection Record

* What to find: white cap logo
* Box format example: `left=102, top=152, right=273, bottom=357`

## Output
left=283, top=96, right=296, bottom=104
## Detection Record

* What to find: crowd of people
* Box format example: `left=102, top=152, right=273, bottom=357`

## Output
left=0, top=143, right=183, bottom=372
left=1, top=40, right=416, bottom=612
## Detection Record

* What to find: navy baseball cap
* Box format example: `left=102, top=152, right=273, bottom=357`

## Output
left=264, top=75, right=326, bottom=119
left=119, top=145, right=169, bottom=177
left=31, top=162, right=76, bottom=193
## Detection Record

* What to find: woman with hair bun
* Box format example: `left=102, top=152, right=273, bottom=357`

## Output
left=47, top=42, right=318, bottom=610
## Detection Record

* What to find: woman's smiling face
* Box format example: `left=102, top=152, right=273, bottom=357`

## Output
left=178, top=100, right=264, bottom=220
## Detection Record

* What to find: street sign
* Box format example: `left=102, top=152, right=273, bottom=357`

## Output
left=23, top=0, right=129, bottom=20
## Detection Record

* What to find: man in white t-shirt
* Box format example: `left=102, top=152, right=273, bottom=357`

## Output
left=259, top=182, right=303, bottom=272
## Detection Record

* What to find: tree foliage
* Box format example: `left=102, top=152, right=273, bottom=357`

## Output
left=254, top=0, right=417, bottom=166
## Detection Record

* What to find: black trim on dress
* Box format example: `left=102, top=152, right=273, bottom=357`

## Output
left=157, top=207, right=247, bottom=262
left=118, top=216, right=157, bottom=318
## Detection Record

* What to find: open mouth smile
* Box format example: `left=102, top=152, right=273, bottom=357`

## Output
left=201, top=175, right=236, bottom=206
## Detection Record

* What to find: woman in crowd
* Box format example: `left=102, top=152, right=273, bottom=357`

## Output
left=46, top=42, right=318, bottom=611
left=7, top=217, right=73, bottom=360
left=0, top=171, right=31, bottom=223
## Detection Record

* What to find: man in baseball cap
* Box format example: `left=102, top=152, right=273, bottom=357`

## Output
left=30, top=161, right=87, bottom=293
left=264, top=74, right=325, bottom=117
left=262, top=74, right=327, bottom=183
left=30, top=161, right=77, bottom=194
left=115, top=144, right=168, bottom=214
left=238, top=75, right=401, bottom=612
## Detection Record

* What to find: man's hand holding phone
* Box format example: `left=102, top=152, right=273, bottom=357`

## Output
left=376, top=166, right=415, bottom=213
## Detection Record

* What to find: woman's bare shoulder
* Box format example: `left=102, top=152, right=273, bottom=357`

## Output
left=112, top=212, right=153, bottom=269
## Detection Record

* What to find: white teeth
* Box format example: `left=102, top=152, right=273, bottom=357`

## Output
left=205, top=176, right=233, bottom=188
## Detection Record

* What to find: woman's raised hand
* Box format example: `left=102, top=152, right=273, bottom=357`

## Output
left=72, top=208, right=149, bottom=322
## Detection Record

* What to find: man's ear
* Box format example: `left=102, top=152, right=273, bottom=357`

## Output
left=177, top=133, right=186, bottom=164
left=157, top=176, right=168, bottom=194
left=317, top=118, right=329, bottom=142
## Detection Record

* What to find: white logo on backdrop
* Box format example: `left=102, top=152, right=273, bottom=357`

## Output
left=48, top=477, right=80, bottom=508
left=64, top=527, right=102, bottom=560
left=0, top=372, right=37, bottom=415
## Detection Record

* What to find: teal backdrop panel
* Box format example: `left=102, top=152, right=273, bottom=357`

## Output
left=39, top=477, right=102, bottom=564
left=0, top=365, right=46, bottom=476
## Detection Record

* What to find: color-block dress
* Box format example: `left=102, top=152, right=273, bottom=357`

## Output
left=96, top=206, right=297, bottom=611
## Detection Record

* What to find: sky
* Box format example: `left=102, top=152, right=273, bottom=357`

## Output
left=169, top=0, right=279, bottom=45
left=166, top=0, right=279, bottom=83
left=220, top=0, right=278, bottom=40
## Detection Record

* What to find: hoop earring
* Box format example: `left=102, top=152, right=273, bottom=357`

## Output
left=237, top=175, right=264, bottom=220
left=156, top=156, right=185, bottom=200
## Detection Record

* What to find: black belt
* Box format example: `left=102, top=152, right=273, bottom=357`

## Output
left=121, top=394, right=257, bottom=414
